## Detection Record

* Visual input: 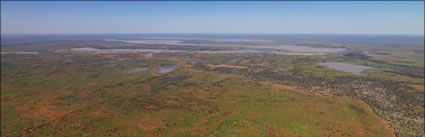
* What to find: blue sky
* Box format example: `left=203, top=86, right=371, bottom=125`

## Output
left=1, top=1, right=424, bottom=34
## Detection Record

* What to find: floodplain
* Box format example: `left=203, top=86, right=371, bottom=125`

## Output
left=1, top=34, right=424, bottom=137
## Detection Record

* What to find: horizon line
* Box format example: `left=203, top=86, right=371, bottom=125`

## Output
left=2, top=32, right=424, bottom=36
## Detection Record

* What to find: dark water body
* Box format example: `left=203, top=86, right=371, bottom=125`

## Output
left=160, top=77, right=186, bottom=82
left=64, top=60, right=73, bottom=63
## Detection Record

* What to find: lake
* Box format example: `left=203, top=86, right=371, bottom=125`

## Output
left=96, top=39, right=347, bottom=53
left=128, top=67, right=149, bottom=73
left=71, top=47, right=264, bottom=54
left=157, top=67, right=177, bottom=74
left=320, top=62, right=374, bottom=75
left=1, top=52, right=39, bottom=55
left=64, top=59, right=74, bottom=63
left=272, top=67, right=289, bottom=72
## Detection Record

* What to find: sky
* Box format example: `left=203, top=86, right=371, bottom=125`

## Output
left=1, top=1, right=424, bottom=35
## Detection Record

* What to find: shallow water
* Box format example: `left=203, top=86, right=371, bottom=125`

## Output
left=128, top=67, right=149, bottom=73
left=100, top=39, right=346, bottom=53
left=320, top=62, right=374, bottom=75
left=272, top=67, right=289, bottom=72
left=71, top=44, right=345, bottom=54
left=160, top=77, right=186, bottom=81
left=71, top=47, right=263, bottom=54
left=157, top=67, right=177, bottom=74
left=114, top=40, right=183, bottom=45
left=214, top=39, right=274, bottom=43
left=275, top=45, right=346, bottom=53
left=1, top=52, right=39, bottom=55
left=71, top=47, right=101, bottom=51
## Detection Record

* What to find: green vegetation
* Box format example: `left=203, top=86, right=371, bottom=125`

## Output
left=1, top=53, right=394, bottom=136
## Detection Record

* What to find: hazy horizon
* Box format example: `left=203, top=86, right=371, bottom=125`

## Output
left=1, top=1, right=424, bottom=35
left=2, top=32, right=425, bottom=36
